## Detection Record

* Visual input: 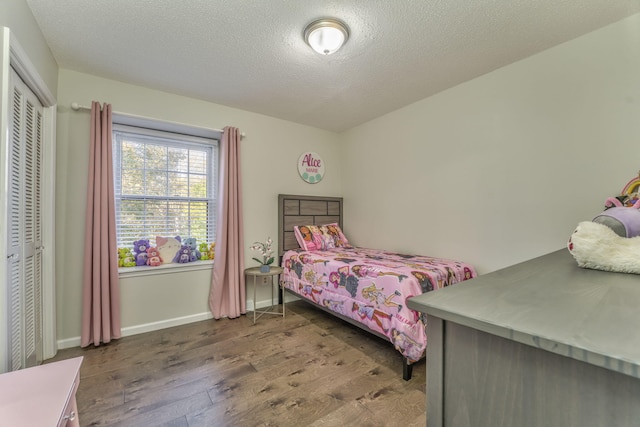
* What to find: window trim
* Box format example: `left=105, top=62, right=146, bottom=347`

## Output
left=119, top=259, right=214, bottom=279
left=112, top=116, right=221, bottom=276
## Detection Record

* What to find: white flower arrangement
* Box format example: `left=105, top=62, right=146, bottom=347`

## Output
left=250, top=237, right=274, bottom=266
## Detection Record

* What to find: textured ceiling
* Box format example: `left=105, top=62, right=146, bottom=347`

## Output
left=26, top=0, right=640, bottom=132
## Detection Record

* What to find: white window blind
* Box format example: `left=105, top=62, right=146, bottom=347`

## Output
left=113, top=124, right=218, bottom=249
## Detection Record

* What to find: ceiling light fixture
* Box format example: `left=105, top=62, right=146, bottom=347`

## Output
left=304, top=18, right=350, bottom=55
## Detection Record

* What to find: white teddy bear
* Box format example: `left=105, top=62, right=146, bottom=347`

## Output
left=568, top=221, right=640, bottom=274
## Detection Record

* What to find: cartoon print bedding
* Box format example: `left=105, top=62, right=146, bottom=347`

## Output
left=281, top=247, right=477, bottom=362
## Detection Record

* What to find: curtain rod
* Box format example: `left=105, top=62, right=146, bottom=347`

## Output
left=70, top=102, right=245, bottom=138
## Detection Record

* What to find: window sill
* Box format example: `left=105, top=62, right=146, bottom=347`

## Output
left=119, top=260, right=214, bottom=279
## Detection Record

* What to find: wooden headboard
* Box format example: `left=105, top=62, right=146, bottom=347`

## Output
left=278, top=194, right=344, bottom=256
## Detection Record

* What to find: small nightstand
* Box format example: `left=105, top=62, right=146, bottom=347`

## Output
left=245, top=266, right=285, bottom=323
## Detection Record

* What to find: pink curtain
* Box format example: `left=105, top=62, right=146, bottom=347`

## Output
left=209, top=126, right=245, bottom=319
left=81, top=101, right=121, bottom=347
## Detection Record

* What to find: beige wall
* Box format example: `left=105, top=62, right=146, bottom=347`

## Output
left=342, top=14, right=640, bottom=274
left=14, top=2, right=640, bottom=344
left=56, top=69, right=343, bottom=343
left=0, top=0, right=58, bottom=96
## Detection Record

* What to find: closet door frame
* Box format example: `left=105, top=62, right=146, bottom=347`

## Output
left=0, top=27, right=57, bottom=372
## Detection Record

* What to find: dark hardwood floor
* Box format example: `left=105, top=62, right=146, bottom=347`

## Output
left=49, top=300, right=426, bottom=426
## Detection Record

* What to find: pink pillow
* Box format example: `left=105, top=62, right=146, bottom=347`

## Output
left=293, top=223, right=351, bottom=251
left=324, top=223, right=351, bottom=248
left=294, top=225, right=323, bottom=251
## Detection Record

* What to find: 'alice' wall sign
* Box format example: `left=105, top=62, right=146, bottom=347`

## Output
left=298, top=152, right=324, bottom=184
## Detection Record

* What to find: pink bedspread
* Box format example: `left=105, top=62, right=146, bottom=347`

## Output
left=281, top=247, right=476, bottom=362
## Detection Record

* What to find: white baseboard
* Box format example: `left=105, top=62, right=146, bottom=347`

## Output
left=56, top=295, right=301, bottom=351
left=57, top=337, right=81, bottom=350
left=56, top=311, right=214, bottom=350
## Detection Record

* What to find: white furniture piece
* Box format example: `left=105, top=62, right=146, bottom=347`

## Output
left=245, top=266, right=285, bottom=323
left=0, top=356, right=83, bottom=426
left=5, top=66, right=46, bottom=372
left=408, top=249, right=640, bottom=427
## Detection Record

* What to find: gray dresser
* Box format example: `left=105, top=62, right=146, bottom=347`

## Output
left=407, top=249, right=640, bottom=427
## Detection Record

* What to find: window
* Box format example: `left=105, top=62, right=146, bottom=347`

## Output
left=112, top=124, right=218, bottom=253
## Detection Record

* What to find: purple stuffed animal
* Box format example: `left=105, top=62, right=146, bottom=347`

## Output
left=132, top=239, right=150, bottom=266
left=173, top=245, right=192, bottom=263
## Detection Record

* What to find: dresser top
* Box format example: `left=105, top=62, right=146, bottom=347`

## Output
left=0, top=357, right=83, bottom=426
left=407, top=249, right=640, bottom=379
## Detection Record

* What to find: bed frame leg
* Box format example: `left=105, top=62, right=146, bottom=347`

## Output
left=403, top=357, right=413, bottom=381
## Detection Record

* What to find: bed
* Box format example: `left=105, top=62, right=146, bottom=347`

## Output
left=278, top=194, right=477, bottom=380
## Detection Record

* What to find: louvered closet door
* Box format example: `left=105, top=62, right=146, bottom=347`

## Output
left=7, top=67, right=44, bottom=371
